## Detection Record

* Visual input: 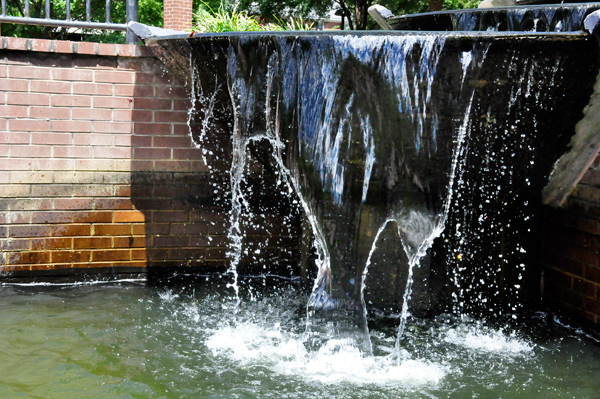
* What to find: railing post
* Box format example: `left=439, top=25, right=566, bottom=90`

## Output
left=126, top=0, right=138, bottom=45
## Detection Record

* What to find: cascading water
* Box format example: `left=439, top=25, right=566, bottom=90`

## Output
left=161, top=29, right=600, bottom=360
left=124, top=28, right=596, bottom=390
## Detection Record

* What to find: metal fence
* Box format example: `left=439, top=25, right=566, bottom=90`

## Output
left=0, top=0, right=138, bottom=44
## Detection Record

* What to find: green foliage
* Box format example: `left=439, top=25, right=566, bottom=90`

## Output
left=193, top=2, right=313, bottom=33
left=442, top=0, right=480, bottom=10
left=0, top=0, right=162, bottom=41
left=237, top=0, right=331, bottom=23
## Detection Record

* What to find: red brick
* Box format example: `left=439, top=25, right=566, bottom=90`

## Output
left=89, top=134, right=114, bottom=146
left=73, top=82, right=113, bottom=96
left=8, top=119, right=50, bottom=132
left=75, top=159, right=114, bottom=171
left=131, top=161, right=153, bottom=171
left=134, top=148, right=171, bottom=159
left=98, top=43, right=118, bottom=56
left=73, top=236, right=112, bottom=249
left=94, top=96, right=132, bottom=109
left=10, top=145, right=51, bottom=158
left=114, top=109, right=133, bottom=121
left=53, top=68, right=93, bottom=81
left=71, top=185, right=112, bottom=197
left=76, top=42, right=96, bottom=55
left=114, top=211, right=145, bottom=222
left=72, top=108, right=112, bottom=120
left=173, top=99, right=192, bottom=111
left=92, top=249, right=131, bottom=261
left=73, top=211, right=113, bottom=223
left=135, top=87, right=159, bottom=100
left=95, top=198, right=133, bottom=210
left=93, top=121, right=132, bottom=134
left=3, top=37, right=27, bottom=51
left=0, top=211, right=30, bottom=223
left=155, top=136, right=192, bottom=148
left=134, top=72, right=176, bottom=86
left=155, top=111, right=188, bottom=123
left=0, top=158, right=32, bottom=170
left=152, top=211, right=188, bottom=223
left=114, top=185, right=131, bottom=197
left=172, top=124, right=190, bottom=136
left=114, top=85, right=137, bottom=97
left=54, top=198, right=94, bottom=210
left=0, top=105, right=28, bottom=118
left=51, top=95, right=92, bottom=107
left=95, top=70, right=134, bottom=84
left=94, top=224, right=132, bottom=236
left=52, top=250, right=92, bottom=263
left=0, top=78, right=28, bottom=91
left=155, top=86, right=188, bottom=98
left=33, top=159, right=74, bottom=170
left=7, top=199, right=52, bottom=211
left=53, top=146, right=93, bottom=158
left=53, top=224, right=92, bottom=236
left=114, top=136, right=132, bottom=146
left=131, top=110, right=153, bottom=122
left=155, top=161, right=193, bottom=172
left=134, top=98, right=172, bottom=110
left=31, top=211, right=73, bottom=224
left=54, top=40, right=75, bottom=54
left=8, top=251, right=51, bottom=265
left=6, top=93, right=49, bottom=106
left=31, top=237, right=72, bottom=250
left=114, top=236, right=146, bottom=248
left=30, top=80, right=72, bottom=94
left=173, top=148, right=204, bottom=159
left=0, top=133, right=29, bottom=144
left=31, top=39, right=52, bottom=52
left=117, top=44, right=137, bottom=57
left=31, top=184, right=73, bottom=197
left=9, top=225, right=52, bottom=238
left=1, top=238, right=30, bottom=251
left=8, top=65, right=50, bottom=80
left=30, top=107, right=71, bottom=120
left=133, top=123, right=171, bottom=135
left=31, top=132, right=72, bottom=145
left=93, top=147, right=130, bottom=159
left=52, top=120, right=92, bottom=132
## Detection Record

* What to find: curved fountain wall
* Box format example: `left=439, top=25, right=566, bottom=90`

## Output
left=385, top=3, right=600, bottom=32
left=144, top=29, right=600, bottom=336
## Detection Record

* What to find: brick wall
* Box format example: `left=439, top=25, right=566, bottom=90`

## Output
left=164, top=0, right=193, bottom=31
left=543, top=156, right=600, bottom=325
left=0, top=37, right=301, bottom=280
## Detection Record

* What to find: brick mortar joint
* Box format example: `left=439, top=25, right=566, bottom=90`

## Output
left=1, top=37, right=156, bottom=58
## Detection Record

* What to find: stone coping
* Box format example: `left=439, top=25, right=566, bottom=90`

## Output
left=0, top=36, right=155, bottom=57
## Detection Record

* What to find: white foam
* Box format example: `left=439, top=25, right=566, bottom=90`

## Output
left=443, top=325, right=533, bottom=354
left=205, top=321, right=447, bottom=387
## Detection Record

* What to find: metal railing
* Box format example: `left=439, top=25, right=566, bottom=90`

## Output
left=0, top=0, right=138, bottom=44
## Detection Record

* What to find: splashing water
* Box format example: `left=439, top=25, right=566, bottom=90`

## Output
left=178, top=29, right=597, bottom=362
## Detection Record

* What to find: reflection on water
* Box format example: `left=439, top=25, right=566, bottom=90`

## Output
left=0, top=279, right=598, bottom=398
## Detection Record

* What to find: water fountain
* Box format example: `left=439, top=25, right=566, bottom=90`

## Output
left=1, top=4, right=599, bottom=398
left=132, top=3, right=600, bottom=341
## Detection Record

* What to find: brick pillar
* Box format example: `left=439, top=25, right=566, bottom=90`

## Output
left=164, top=0, right=193, bottom=31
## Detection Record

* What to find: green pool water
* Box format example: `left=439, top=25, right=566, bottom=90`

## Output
left=0, top=278, right=598, bottom=399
